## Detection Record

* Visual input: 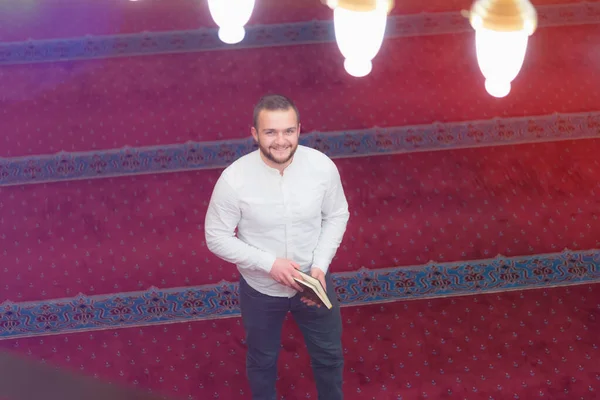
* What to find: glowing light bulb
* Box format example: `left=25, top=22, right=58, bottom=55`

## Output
left=208, top=0, right=255, bottom=44
left=333, top=6, right=387, bottom=77
left=475, top=28, right=529, bottom=98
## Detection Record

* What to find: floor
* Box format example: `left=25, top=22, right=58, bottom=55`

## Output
left=1, top=282, right=598, bottom=400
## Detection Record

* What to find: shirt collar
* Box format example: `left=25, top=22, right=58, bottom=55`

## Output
left=256, top=147, right=301, bottom=176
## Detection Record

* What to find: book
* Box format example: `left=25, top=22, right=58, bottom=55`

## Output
left=293, top=270, right=332, bottom=309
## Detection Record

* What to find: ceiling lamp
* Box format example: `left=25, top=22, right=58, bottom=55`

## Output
left=208, top=0, right=256, bottom=44
left=467, top=0, right=537, bottom=98
left=323, top=0, right=394, bottom=77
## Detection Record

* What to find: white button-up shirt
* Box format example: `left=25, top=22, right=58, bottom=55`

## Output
left=204, top=145, right=350, bottom=297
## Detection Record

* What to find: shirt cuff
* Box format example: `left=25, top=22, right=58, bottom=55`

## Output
left=311, top=262, right=329, bottom=274
left=258, top=253, right=277, bottom=274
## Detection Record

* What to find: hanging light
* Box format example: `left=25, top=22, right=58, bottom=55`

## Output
left=208, top=0, right=256, bottom=44
left=467, top=0, right=537, bottom=98
left=323, top=0, right=394, bottom=78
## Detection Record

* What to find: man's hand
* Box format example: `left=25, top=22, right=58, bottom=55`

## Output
left=301, top=267, right=327, bottom=307
left=269, top=258, right=304, bottom=291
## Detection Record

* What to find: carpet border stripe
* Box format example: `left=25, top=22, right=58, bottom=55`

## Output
left=0, top=3, right=598, bottom=65
left=0, top=248, right=599, bottom=340
left=1, top=111, right=599, bottom=187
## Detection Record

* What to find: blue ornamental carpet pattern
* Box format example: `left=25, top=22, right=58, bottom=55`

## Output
left=1, top=249, right=598, bottom=340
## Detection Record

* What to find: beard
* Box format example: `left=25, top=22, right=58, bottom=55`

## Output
left=258, top=141, right=298, bottom=165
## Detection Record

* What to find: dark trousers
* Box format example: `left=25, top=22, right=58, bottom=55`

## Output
left=239, top=273, right=344, bottom=400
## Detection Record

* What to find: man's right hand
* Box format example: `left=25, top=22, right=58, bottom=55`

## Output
left=269, top=258, right=304, bottom=292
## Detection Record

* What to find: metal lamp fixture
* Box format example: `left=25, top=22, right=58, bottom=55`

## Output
left=323, top=0, right=394, bottom=78
left=208, top=0, right=256, bottom=44
left=467, top=0, right=537, bottom=98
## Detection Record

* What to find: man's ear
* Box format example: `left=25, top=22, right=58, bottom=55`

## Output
left=297, top=123, right=301, bottom=136
left=251, top=126, right=259, bottom=142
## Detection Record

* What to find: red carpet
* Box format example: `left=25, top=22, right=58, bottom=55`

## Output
left=1, top=283, right=598, bottom=400
left=1, top=2, right=599, bottom=399
left=1, top=139, right=600, bottom=303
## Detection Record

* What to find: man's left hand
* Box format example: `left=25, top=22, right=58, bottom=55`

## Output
left=311, top=267, right=326, bottom=291
left=300, top=267, right=327, bottom=307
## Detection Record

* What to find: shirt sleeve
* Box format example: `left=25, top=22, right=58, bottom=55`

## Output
left=204, top=172, right=277, bottom=273
left=311, top=161, right=350, bottom=274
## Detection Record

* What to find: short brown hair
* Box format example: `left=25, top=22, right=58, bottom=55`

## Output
left=253, top=94, right=300, bottom=129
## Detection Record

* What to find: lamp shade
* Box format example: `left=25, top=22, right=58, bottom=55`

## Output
left=469, top=0, right=537, bottom=98
left=327, top=0, right=393, bottom=77
left=208, top=0, right=255, bottom=44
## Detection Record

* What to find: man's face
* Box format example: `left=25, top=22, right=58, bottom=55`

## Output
left=251, top=108, right=300, bottom=166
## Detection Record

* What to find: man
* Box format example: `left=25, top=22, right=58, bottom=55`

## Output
left=204, top=94, right=350, bottom=400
